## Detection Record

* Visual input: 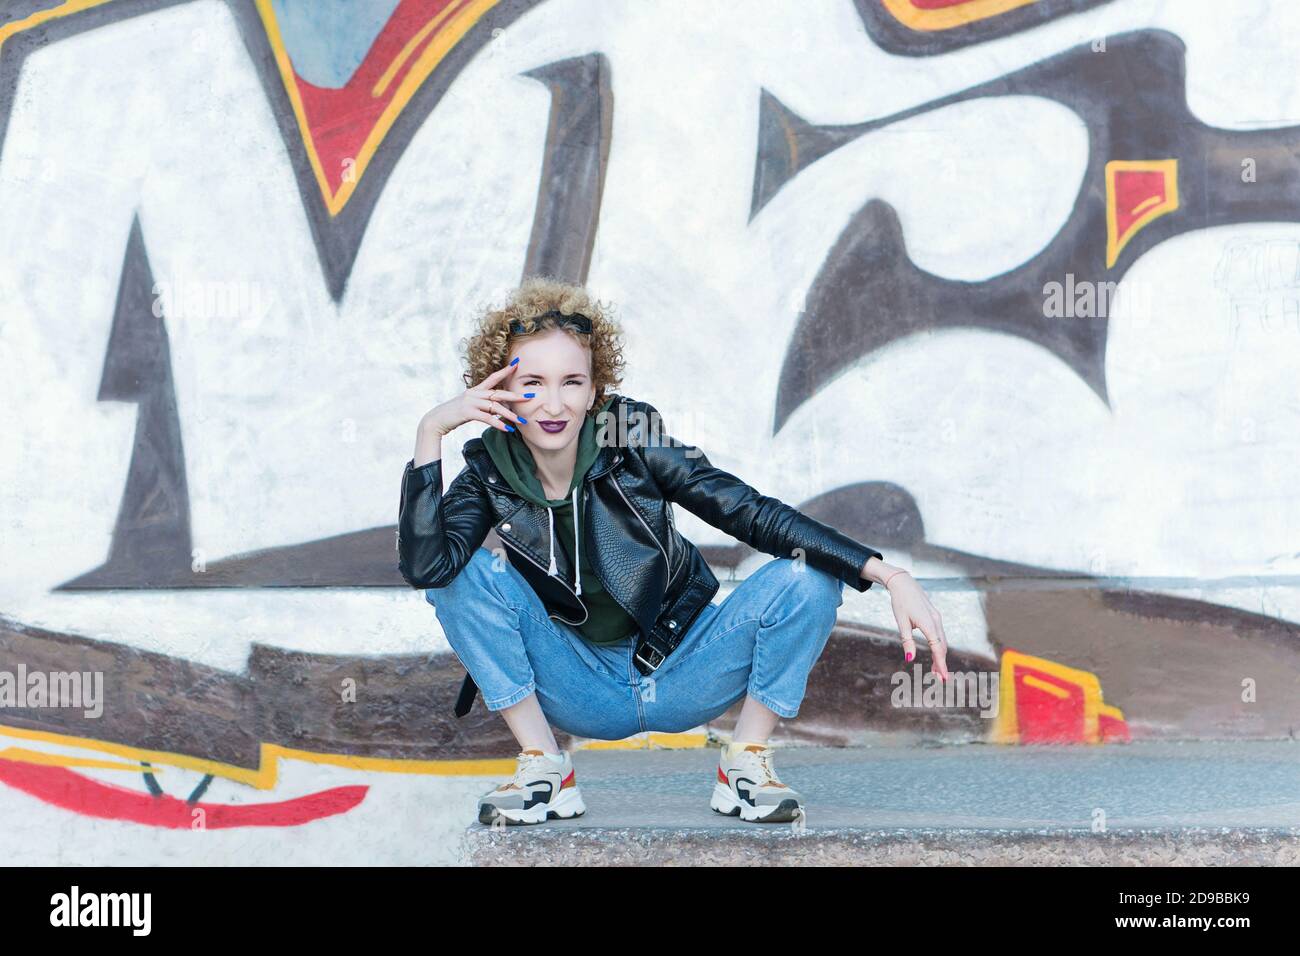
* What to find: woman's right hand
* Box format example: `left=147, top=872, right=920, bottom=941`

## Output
left=420, top=358, right=533, bottom=436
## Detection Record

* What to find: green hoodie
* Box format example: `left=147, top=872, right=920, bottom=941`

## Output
left=480, top=395, right=637, bottom=645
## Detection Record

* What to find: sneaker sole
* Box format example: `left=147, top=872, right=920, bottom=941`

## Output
left=478, top=785, right=587, bottom=826
left=710, top=781, right=803, bottom=823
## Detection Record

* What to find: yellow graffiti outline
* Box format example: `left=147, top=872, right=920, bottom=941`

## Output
left=0, top=746, right=154, bottom=773
left=0, top=722, right=517, bottom=787
left=1105, top=158, right=1179, bottom=268
left=0, top=0, right=115, bottom=54
left=372, top=0, right=463, bottom=98
left=880, top=0, right=1042, bottom=32
left=0, top=722, right=708, bottom=788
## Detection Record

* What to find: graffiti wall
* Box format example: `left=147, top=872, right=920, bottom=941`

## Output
left=2, top=0, right=1298, bottom=831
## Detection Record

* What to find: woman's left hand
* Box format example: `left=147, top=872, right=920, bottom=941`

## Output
left=886, top=570, right=950, bottom=681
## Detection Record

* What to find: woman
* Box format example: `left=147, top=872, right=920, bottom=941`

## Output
left=398, top=276, right=949, bottom=826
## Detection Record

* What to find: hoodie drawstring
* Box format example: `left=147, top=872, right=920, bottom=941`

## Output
left=546, top=506, right=557, bottom=575
left=571, top=486, right=581, bottom=596
left=545, top=487, right=583, bottom=597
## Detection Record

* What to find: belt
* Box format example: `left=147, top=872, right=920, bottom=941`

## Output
left=633, top=639, right=666, bottom=674
left=453, top=628, right=656, bottom=719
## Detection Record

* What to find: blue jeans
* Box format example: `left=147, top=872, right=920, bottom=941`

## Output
left=424, top=546, right=844, bottom=740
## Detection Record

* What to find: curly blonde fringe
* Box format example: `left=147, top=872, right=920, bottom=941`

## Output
left=460, top=275, right=626, bottom=417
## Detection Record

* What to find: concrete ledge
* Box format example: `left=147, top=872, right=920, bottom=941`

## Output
left=462, top=741, right=1300, bottom=865
left=467, top=825, right=1300, bottom=866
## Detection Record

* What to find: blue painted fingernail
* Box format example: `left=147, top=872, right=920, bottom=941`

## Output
left=523, top=392, right=535, bottom=398
left=509, top=357, right=519, bottom=366
left=505, top=424, right=515, bottom=431
left=518, top=417, right=527, bottom=424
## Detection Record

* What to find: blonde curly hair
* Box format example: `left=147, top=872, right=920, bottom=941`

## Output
left=460, top=275, right=626, bottom=416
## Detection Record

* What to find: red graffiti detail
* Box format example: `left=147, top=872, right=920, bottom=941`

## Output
left=292, top=0, right=469, bottom=197
left=0, top=758, right=367, bottom=828
left=1014, top=664, right=1087, bottom=743
left=1099, top=710, right=1132, bottom=743
left=1113, top=168, right=1169, bottom=242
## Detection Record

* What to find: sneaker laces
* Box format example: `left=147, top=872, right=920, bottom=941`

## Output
left=733, top=745, right=781, bottom=785
left=499, top=749, right=552, bottom=790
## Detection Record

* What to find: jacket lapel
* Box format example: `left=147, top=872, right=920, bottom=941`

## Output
left=461, top=441, right=614, bottom=578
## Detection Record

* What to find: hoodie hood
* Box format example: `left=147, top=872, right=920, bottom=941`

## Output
left=480, top=395, right=615, bottom=595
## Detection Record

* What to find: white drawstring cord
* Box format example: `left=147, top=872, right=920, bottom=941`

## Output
left=572, top=486, right=581, bottom=596
left=543, top=489, right=583, bottom=597
left=546, top=506, right=558, bottom=575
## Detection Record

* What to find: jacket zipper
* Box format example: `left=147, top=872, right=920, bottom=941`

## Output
left=609, top=470, right=670, bottom=579
left=498, top=529, right=589, bottom=627
left=396, top=463, right=411, bottom=554
left=666, top=505, right=684, bottom=582
left=665, top=503, right=674, bottom=575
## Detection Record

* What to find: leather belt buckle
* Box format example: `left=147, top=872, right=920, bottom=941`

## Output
left=634, top=642, right=665, bottom=672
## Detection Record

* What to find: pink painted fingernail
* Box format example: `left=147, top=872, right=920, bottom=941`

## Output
left=905, top=652, right=913, bottom=662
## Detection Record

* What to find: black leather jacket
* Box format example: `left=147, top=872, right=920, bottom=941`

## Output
left=397, top=394, right=883, bottom=717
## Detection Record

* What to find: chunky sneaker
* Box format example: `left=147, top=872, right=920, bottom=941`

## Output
left=710, top=741, right=804, bottom=823
left=477, top=748, right=586, bottom=826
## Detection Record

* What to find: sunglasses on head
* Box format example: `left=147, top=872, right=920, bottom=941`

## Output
left=508, top=309, right=593, bottom=336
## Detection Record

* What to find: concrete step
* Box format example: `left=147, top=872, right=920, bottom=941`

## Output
left=465, top=740, right=1300, bottom=865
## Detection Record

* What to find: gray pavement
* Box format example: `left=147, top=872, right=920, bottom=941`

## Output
left=466, top=740, right=1300, bottom=865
